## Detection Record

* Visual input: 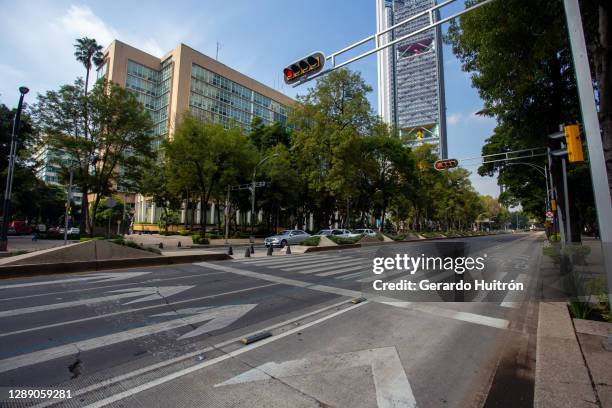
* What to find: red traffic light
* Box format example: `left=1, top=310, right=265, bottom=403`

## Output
left=283, top=52, right=326, bottom=85
left=434, top=159, right=459, bottom=171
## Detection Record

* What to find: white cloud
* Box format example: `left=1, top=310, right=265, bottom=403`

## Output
left=447, top=112, right=462, bottom=125
left=53, top=5, right=118, bottom=48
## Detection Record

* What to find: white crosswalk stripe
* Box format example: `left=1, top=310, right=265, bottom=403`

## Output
left=277, top=258, right=362, bottom=271
left=316, top=265, right=371, bottom=277
left=233, top=253, right=327, bottom=265
left=336, top=270, right=370, bottom=280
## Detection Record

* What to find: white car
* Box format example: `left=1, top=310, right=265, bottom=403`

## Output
left=314, top=229, right=352, bottom=238
left=351, top=229, right=377, bottom=237
left=59, top=227, right=81, bottom=235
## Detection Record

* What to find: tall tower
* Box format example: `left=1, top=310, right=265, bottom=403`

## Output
left=376, top=0, right=448, bottom=159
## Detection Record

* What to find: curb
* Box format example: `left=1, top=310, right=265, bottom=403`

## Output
left=303, top=244, right=361, bottom=253
left=0, top=253, right=230, bottom=279
left=534, top=302, right=598, bottom=407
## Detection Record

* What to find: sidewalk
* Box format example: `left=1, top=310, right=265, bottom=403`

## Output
left=535, top=237, right=611, bottom=407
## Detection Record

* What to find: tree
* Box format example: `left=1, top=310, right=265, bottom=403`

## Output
left=165, top=114, right=256, bottom=237
left=74, top=37, right=104, bottom=98
left=445, top=0, right=602, bottom=240
left=33, top=80, right=154, bottom=235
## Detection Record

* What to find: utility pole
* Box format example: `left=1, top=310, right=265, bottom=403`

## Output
left=563, top=0, right=612, bottom=304
left=0, top=87, right=29, bottom=252
left=224, top=184, right=230, bottom=244
left=63, top=169, right=73, bottom=245
left=249, top=153, right=279, bottom=243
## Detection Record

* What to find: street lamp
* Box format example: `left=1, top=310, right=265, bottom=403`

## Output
left=250, top=153, right=279, bottom=243
left=0, top=87, right=29, bottom=252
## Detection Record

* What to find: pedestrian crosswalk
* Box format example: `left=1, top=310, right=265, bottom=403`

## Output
left=231, top=252, right=532, bottom=307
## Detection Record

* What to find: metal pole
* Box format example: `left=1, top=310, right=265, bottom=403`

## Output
left=563, top=0, right=612, bottom=303
left=0, top=88, right=28, bottom=252
left=224, top=184, right=230, bottom=245
left=250, top=169, right=256, bottom=244
left=561, top=151, right=572, bottom=243
left=64, top=169, right=73, bottom=245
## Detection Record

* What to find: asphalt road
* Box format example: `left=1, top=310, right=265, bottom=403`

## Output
left=0, top=233, right=544, bottom=407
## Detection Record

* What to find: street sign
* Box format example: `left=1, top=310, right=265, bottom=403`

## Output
left=546, top=211, right=554, bottom=219
left=434, top=158, right=459, bottom=171
left=283, top=52, right=325, bottom=85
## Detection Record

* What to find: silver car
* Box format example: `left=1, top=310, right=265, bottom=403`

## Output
left=315, top=229, right=352, bottom=238
left=351, top=228, right=377, bottom=237
left=265, top=230, right=310, bottom=248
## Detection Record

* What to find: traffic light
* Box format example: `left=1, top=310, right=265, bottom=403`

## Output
left=434, top=159, right=459, bottom=171
left=551, top=199, right=557, bottom=211
left=564, top=124, right=584, bottom=163
left=283, top=52, right=325, bottom=85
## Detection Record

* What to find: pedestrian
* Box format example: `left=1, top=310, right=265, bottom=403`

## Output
left=32, top=226, right=39, bottom=242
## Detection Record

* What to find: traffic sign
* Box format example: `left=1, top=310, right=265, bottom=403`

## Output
left=434, top=158, right=459, bottom=171
left=283, top=52, right=325, bottom=85
left=546, top=211, right=553, bottom=219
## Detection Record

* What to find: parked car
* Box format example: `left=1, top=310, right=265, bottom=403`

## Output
left=265, top=230, right=311, bottom=248
left=59, top=227, right=80, bottom=235
left=9, top=221, right=32, bottom=235
left=314, top=229, right=352, bottom=238
left=351, top=228, right=377, bottom=237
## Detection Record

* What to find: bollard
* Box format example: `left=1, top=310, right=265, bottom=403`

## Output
left=250, top=244, right=254, bottom=254
left=159, top=242, right=164, bottom=249
left=177, top=241, right=182, bottom=247
left=228, top=245, right=233, bottom=255
left=244, top=247, right=251, bottom=258
left=267, top=245, right=273, bottom=256
left=286, top=245, right=291, bottom=254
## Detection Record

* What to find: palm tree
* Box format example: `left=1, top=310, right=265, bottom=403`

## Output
left=74, top=37, right=104, bottom=99
left=73, top=37, right=104, bottom=235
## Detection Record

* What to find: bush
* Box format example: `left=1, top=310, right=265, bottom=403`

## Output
left=328, top=235, right=360, bottom=245
left=375, top=233, right=385, bottom=241
left=390, top=234, right=407, bottom=241
left=80, top=236, right=105, bottom=241
left=207, top=233, right=223, bottom=239
left=301, top=236, right=320, bottom=246
left=112, top=237, right=162, bottom=255
left=191, top=233, right=210, bottom=245
left=179, top=229, right=192, bottom=236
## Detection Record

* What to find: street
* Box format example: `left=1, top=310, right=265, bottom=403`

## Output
left=0, top=233, right=544, bottom=407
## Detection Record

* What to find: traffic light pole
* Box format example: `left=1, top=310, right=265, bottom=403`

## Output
left=563, top=0, right=612, bottom=304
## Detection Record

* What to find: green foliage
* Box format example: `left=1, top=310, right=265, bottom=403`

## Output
left=33, top=78, right=154, bottom=235
left=375, top=233, right=385, bottom=241
left=178, top=229, right=192, bottom=236
left=301, top=236, right=320, bottom=246
left=112, top=237, right=161, bottom=254
left=191, top=233, right=210, bottom=245
left=327, top=235, right=360, bottom=245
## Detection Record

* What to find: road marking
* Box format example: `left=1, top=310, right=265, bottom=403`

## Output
left=0, top=283, right=279, bottom=338
left=284, top=258, right=365, bottom=272
left=337, top=270, right=370, bottom=280
left=316, top=265, right=370, bottom=277
left=357, top=268, right=407, bottom=283
left=251, top=255, right=342, bottom=268
left=33, top=299, right=354, bottom=408
left=0, top=272, right=150, bottom=290
left=0, top=271, right=228, bottom=302
left=500, top=273, right=529, bottom=308
left=0, top=286, right=193, bottom=318
left=81, top=301, right=368, bottom=408
left=0, top=304, right=257, bottom=374
left=215, top=347, right=416, bottom=408
left=233, top=253, right=325, bottom=264
left=196, top=262, right=509, bottom=329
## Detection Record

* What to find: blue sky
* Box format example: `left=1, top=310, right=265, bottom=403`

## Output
left=0, top=0, right=499, bottom=196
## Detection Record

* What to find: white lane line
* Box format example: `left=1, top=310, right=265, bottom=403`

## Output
left=317, top=265, right=371, bottom=277
left=0, top=283, right=279, bottom=338
left=197, top=263, right=509, bottom=330
left=296, top=263, right=369, bottom=276
left=0, top=272, right=150, bottom=290
left=81, top=301, right=369, bottom=408
left=472, top=272, right=507, bottom=303
left=0, top=286, right=194, bottom=318
left=34, top=298, right=354, bottom=408
left=500, top=273, right=530, bottom=308
left=0, top=272, right=229, bottom=302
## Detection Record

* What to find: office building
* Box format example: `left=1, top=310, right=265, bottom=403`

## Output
left=98, top=40, right=294, bottom=227
left=376, top=0, right=448, bottom=158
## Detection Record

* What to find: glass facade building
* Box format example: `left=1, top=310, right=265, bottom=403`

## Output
left=376, top=0, right=448, bottom=158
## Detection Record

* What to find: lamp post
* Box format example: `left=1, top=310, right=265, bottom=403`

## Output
left=0, top=87, right=29, bottom=252
left=250, top=153, right=279, bottom=243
